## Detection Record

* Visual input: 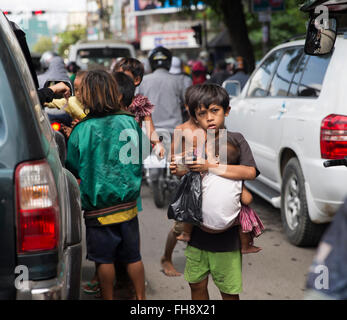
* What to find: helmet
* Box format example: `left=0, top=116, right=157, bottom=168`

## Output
left=40, top=51, right=58, bottom=70
left=148, top=46, right=172, bottom=71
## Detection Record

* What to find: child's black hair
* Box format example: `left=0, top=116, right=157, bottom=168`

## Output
left=187, top=84, right=230, bottom=119
left=113, top=57, right=144, bottom=83
left=80, top=69, right=121, bottom=116
left=113, top=72, right=136, bottom=108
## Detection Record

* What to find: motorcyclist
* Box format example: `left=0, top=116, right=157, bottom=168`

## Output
left=38, top=51, right=71, bottom=88
left=37, top=51, right=73, bottom=128
left=137, top=46, right=187, bottom=143
left=226, top=56, right=249, bottom=90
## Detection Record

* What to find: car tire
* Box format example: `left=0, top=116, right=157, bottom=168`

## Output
left=281, top=158, right=326, bottom=246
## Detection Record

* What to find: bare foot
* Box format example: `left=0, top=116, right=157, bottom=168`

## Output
left=160, top=257, right=181, bottom=277
left=176, top=232, right=191, bottom=242
left=241, top=245, right=262, bottom=254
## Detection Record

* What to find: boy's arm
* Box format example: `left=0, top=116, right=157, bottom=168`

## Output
left=240, top=184, right=253, bottom=205
left=170, top=126, right=189, bottom=177
left=188, top=158, right=256, bottom=180
left=144, top=115, right=165, bottom=158
left=208, top=163, right=257, bottom=180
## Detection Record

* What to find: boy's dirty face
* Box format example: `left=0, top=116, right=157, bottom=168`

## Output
left=195, top=104, right=230, bottom=132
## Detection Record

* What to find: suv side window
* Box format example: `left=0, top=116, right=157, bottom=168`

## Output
left=268, top=47, right=304, bottom=97
left=247, top=49, right=283, bottom=97
left=289, top=53, right=332, bottom=98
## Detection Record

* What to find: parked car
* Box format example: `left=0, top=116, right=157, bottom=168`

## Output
left=224, top=34, right=347, bottom=246
left=0, top=12, right=82, bottom=299
left=68, top=39, right=136, bottom=70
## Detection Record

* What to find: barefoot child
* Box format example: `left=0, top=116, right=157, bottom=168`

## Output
left=175, top=83, right=260, bottom=300
left=161, top=85, right=205, bottom=276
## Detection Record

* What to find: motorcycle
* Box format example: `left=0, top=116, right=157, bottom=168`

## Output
left=143, top=134, right=179, bottom=208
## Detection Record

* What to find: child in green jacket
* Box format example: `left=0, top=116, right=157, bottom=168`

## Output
left=66, top=70, right=147, bottom=300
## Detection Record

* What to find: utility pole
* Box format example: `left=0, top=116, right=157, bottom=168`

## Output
left=258, top=8, right=271, bottom=56
left=97, top=0, right=105, bottom=40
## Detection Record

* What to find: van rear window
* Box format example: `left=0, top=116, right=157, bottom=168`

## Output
left=77, top=48, right=132, bottom=70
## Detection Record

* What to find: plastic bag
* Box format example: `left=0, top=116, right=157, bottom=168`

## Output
left=167, top=171, right=203, bottom=226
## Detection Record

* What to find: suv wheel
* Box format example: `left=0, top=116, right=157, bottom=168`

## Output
left=281, top=158, right=326, bottom=246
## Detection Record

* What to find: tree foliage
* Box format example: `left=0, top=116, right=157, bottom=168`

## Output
left=32, top=36, right=54, bottom=54
left=160, top=0, right=256, bottom=71
left=159, top=0, right=309, bottom=70
left=246, top=0, right=307, bottom=61
left=57, top=25, right=86, bottom=58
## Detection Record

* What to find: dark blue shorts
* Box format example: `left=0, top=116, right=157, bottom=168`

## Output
left=86, top=216, right=141, bottom=264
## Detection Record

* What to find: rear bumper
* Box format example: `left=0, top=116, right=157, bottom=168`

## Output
left=303, top=158, right=347, bottom=223
left=16, top=243, right=82, bottom=300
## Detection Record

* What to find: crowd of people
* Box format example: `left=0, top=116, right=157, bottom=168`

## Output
left=19, top=30, right=263, bottom=300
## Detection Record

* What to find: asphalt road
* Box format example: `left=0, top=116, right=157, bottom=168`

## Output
left=81, top=184, right=317, bottom=300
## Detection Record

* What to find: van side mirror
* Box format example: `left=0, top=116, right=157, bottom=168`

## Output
left=222, top=80, right=241, bottom=98
left=304, top=17, right=337, bottom=55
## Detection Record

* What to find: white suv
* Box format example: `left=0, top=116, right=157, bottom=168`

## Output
left=225, top=36, right=347, bottom=246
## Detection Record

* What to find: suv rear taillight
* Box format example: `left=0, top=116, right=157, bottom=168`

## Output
left=15, top=160, right=60, bottom=253
left=321, top=114, right=347, bottom=159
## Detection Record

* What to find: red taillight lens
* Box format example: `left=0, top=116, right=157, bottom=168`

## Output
left=15, top=160, right=60, bottom=253
left=18, top=208, right=58, bottom=252
left=51, top=122, right=61, bottom=131
left=321, top=114, right=347, bottom=159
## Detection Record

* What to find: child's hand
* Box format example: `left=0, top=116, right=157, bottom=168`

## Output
left=169, top=161, right=177, bottom=175
left=154, top=142, right=165, bottom=159
left=187, top=157, right=216, bottom=173
left=61, top=124, right=72, bottom=138
left=170, top=156, right=188, bottom=176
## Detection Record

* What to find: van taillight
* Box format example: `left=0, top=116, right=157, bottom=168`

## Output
left=15, top=160, right=60, bottom=253
left=321, top=114, right=347, bottom=159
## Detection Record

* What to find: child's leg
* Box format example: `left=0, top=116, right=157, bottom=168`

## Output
left=97, top=263, right=115, bottom=300
left=176, top=223, right=193, bottom=242
left=220, top=292, right=240, bottom=300
left=127, top=260, right=146, bottom=300
left=241, top=185, right=253, bottom=206
left=161, top=224, right=181, bottom=276
left=239, top=227, right=262, bottom=254
left=189, top=277, right=210, bottom=300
